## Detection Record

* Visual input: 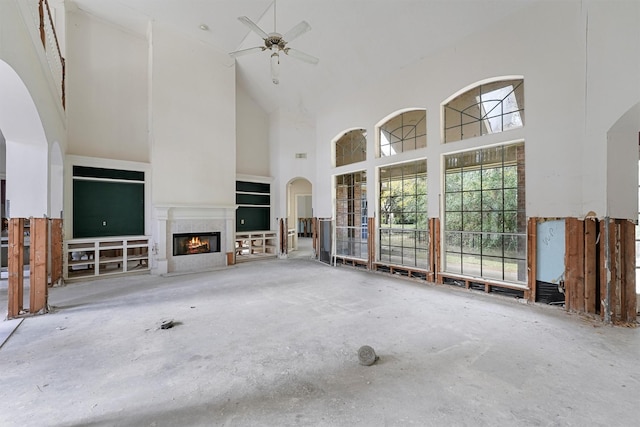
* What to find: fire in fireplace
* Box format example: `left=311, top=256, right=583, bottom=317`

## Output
left=173, top=232, right=220, bottom=256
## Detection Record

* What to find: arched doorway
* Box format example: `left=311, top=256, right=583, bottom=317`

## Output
left=0, top=60, right=49, bottom=219
left=286, top=177, right=312, bottom=259
left=0, top=60, right=50, bottom=282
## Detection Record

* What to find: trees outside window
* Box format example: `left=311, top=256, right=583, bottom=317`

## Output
left=379, top=160, right=428, bottom=268
left=443, top=143, right=526, bottom=283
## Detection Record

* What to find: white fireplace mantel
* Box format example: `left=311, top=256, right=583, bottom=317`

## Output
left=152, top=204, right=237, bottom=275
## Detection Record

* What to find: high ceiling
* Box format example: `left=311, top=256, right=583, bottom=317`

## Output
left=67, top=0, right=539, bottom=116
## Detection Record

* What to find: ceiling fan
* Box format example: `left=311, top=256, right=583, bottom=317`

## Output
left=229, top=0, right=319, bottom=85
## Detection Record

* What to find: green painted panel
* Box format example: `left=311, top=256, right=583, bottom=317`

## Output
left=236, top=181, right=270, bottom=193
left=73, top=180, right=144, bottom=238
left=236, top=193, right=270, bottom=205
left=236, top=207, right=270, bottom=231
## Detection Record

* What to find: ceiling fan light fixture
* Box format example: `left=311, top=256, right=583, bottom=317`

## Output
left=270, top=52, right=280, bottom=85
left=230, top=1, right=318, bottom=83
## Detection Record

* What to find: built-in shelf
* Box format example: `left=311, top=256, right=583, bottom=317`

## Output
left=64, top=236, right=150, bottom=280
left=235, top=231, right=277, bottom=263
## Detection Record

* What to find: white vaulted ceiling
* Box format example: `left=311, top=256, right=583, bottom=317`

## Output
left=67, top=0, right=540, bottom=116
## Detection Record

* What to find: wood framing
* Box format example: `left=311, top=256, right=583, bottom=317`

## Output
left=367, top=217, right=375, bottom=270
left=427, top=218, right=438, bottom=283
left=50, top=218, right=63, bottom=286
left=563, top=217, right=636, bottom=324
left=29, top=218, right=48, bottom=314
left=433, top=218, right=442, bottom=284
left=583, top=218, right=597, bottom=314
left=621, top=220, right=636, bottom=323
left=7, top=218, right=25, bottom=318
left=564, top=218, right=585, bottom=312
left=527, top=217, right=537, bottom=302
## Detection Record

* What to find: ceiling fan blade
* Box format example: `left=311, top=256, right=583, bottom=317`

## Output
left=229, top=46, right=265, bottom=57
left=284, top=48, right=319, bottom=65
left=282, top=21, right=311, bottom=43
left=237, top=16, right=268, bottom=39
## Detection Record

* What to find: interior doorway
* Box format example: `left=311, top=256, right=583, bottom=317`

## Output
left=286, top=178, right=312, bottom=258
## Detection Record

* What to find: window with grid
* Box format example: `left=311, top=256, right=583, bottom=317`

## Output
left=444, top=79, right=524, bottom=143
left=335, top=171, right=368, bottom=259
left=379, top=160, right=428, bottom=268
left=379, top=110, right=426, bottom=157
left=443, top=143, right=526, bottom=283
left=335, top=129, right=366, bottom=167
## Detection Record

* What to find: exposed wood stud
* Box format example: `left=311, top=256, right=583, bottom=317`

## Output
left=434, top=218, right=442, bottom=284
left=564, top=218, right=585, bottom=312
left=50, top=218, right=64, bottom=286
left=622, top=220, right=637, bottom=322
left=599, top=220, right=607, bottom=320
left=29, top=218, right=49, bottom=314
left=527, top=217, right=537, bottom=302
left=584, top=219, right=597, bottom=314
left=368, top=217, right=375, bottom=270
left=7, top=218, right=25, bottom=318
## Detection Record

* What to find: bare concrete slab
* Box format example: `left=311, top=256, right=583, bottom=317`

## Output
left=0, top=317, right=23, bottom=349
left=1, top=257, right=639, bottom=426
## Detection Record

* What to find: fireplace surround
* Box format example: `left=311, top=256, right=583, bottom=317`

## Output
left=153, top=205, right=236, bottom=275
left=173, top=232, right=220, bottom=256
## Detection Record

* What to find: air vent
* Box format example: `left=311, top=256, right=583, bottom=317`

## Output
left=295, top=153, right=307, bottom=159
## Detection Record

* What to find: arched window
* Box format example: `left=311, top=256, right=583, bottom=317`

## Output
left=335, top=129, right=366, bottom=167
left=444, top=79, right=524, bottom=143
left=379, top=110, right=426, bottom=157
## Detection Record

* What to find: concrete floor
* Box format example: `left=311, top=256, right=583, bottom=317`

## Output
left=1, top=240, right=639, bottom=426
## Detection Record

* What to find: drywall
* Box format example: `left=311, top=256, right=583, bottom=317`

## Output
left=5, top=140, right=48, bottom=217
left=236, top=83, right=269, bottom=177
left=0, top=0, right=66, bottom=150
left=313, top=1, right=638, bottom=221
left=0, top=59, right=49, bottom=218
left=584, top=1, right=640, bottom=220
left=149, top=21, right=235, bottom=206
left=269, top=108, right=316, bottom=228
left=314, top=2, right=592, bottom=221
left=65, top=10, right=148, bottom=162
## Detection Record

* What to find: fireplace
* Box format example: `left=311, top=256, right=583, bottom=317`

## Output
left=173, top=232, right=220, bottom=256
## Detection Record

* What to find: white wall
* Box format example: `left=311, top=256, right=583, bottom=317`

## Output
left=0, top=1, right=66, bottom=218
left=584, top=1, right=640, bottom=220
left=150, top=22, right=236, bottom=206
left=5, top=140, right=48, bottom=217
left=313, top=1, right=639, bottom=221
left=236, top=83, right=269, bottom=177
left=66, top=10, right=148, bottom=162
left=269, top=108, right=316, bottom=228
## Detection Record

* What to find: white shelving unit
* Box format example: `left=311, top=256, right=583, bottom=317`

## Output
left=65, top=236, right=150, bottom=280
left=235, top=231, right=277, bottom=262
